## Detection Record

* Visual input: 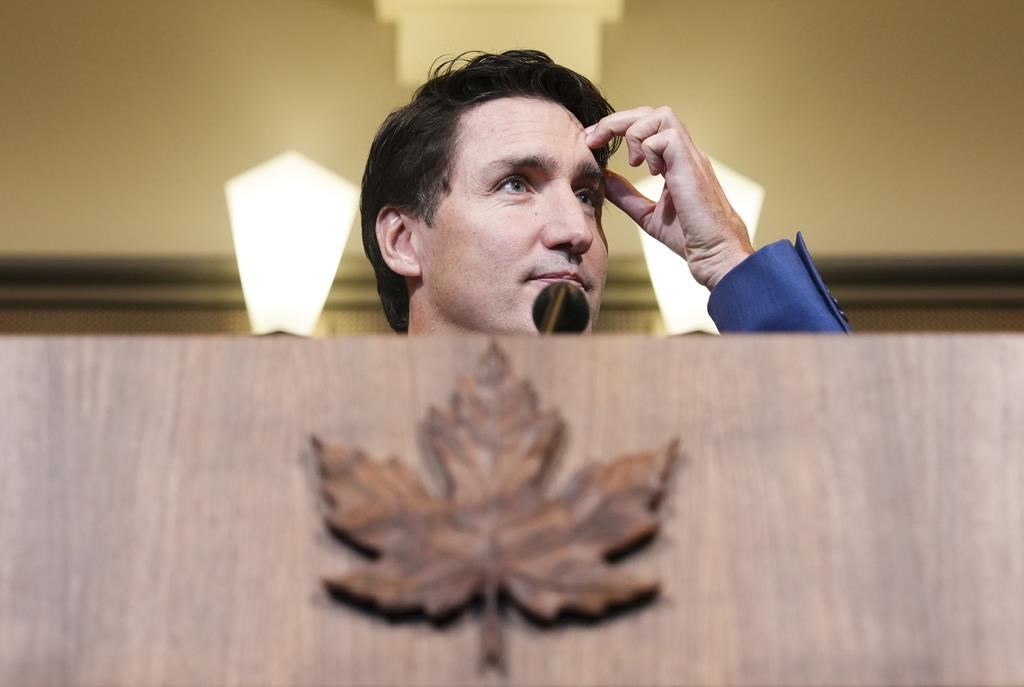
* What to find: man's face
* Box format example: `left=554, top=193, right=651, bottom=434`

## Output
left=407, top=96, right=608, bottom=334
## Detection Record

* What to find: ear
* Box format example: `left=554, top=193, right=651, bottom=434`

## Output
left=375, top=207, right=422, bottom=278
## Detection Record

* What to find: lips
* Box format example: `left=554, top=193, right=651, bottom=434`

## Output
left=531, top=271, right=586, bottom=289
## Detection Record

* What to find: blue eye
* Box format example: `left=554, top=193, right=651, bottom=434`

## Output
left=577, top=188, right=603, bottom=208
left=500, top=176, right=528, bottom=193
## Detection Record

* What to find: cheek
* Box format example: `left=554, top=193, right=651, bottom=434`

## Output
left=587, top=228, right=610, bottom=267
left=464, top=235, right=526, bottom=279
left=432, top=213, right=522, bottom=276
left=456, top=212, right=536, bottom=263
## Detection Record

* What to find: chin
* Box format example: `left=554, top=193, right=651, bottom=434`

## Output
left=452, top=312, right=537, bottom=336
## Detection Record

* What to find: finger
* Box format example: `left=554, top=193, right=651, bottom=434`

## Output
left=640, top=140, right=660, bottom=176
left=614, top=113, right=666, bottom=168
left=640, top=129, right=691, bottom=178
left=603, top=169, right=656, bottom=228
left=608, top=108, right=691, bottom=170
left=584, top=106, right=654, bottom=149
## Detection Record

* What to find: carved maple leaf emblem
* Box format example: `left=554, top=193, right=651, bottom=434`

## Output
left=314, top=344, right=678, bottom=670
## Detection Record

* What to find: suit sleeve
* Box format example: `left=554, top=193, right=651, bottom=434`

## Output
left=707, top=232, right=851, bottom=333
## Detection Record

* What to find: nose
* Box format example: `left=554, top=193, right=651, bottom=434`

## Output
left=538, top=185, right=595, bottom=258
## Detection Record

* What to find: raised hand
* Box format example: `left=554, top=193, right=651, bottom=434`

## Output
left=585, top=106, right=754, bottom=289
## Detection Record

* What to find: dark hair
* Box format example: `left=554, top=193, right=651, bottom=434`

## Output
left=360, top=49, right=619, bottom=332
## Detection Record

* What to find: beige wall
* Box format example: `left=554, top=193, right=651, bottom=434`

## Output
left=0, top=0, right=403, bottom=256
left=1, top=0, right=1022, bottom=259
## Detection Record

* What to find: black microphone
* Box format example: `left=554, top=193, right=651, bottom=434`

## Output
left=532, top=282, right=590, bottom=334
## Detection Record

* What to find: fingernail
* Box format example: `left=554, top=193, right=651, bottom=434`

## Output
left=583, top=124, right=596, bottom=135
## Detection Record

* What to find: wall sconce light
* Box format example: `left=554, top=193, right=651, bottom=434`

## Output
left=225, top=151, right=358, bottom=336
left=635, top=159, right=764, bottom=334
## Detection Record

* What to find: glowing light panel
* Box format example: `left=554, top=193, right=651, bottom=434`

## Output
left=225, top=151, right=357, bottom=336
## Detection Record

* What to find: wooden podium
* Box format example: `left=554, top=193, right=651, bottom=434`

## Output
left=2, top=335, right=1023, bottom=686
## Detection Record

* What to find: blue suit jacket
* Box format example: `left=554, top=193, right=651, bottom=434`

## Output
left=707, top=233, right=850, bottom=332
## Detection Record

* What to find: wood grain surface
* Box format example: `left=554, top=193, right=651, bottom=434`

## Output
left=1, top=335, right=1023, bottom=686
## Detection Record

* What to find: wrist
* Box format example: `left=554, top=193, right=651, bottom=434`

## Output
left=694, top=242, right=754, bottom=290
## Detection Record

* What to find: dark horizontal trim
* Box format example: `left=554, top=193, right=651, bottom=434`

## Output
left=1, top=254, right=1024, bottom=310
left=1, top=256, right=255, bottom=286
left=0, top=256, right=375, bottom=308
left=814, top=257, right=1024, bottom=306
left=818, top=256, right=1024, bottom=286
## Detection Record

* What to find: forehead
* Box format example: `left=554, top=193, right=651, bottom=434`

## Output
left=451, top=96, right=590, bottom=170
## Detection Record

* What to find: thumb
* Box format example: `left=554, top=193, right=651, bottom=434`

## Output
left=604, top=169, right=656, bottom=229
